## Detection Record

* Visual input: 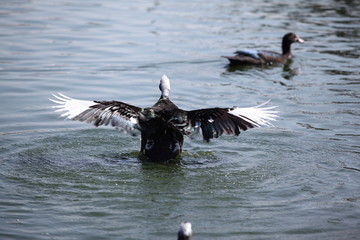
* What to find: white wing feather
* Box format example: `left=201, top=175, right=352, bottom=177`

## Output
left=229, top=101, right=278, bottom=127
left=49, top=93, right=139, bottom=133
left=49, top=93, right=96, bottom=119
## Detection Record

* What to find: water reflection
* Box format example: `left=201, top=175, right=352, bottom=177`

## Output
left=224, top=59, right=301, bottom=83
left=146, top=0, right=160, bottom=12
left=281, top=60, right=302, bottom=80
left=321, top=49, right=359, bottom=58
left=224, top=63, right=262, bottom=72
left=138, top=161, right=187, bottom=221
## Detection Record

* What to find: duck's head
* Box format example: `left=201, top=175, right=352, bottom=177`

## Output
left=159, top=74, right=171, bottom=99
left=282, top=32, right=304, bottom=55
left=283, top=32, right=304, bottom=44
left=178, top=222, right=192, bottom=240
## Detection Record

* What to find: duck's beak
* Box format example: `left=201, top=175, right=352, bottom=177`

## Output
left=296, top=35, right=305, bottom=43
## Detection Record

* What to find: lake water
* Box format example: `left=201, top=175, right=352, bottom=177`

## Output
left=0, top=0, right=359, bottom=239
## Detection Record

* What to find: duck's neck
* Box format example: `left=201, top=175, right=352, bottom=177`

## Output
left=160, top=90, right=170, bottom=100
left=282, top=39, right=292, bottom=55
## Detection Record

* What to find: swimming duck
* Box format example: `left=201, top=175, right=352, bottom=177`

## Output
left=50, top=75, right=277, bottom=161
left=223, top=32, right=304, bottom=65
left=178, top=222, right=192, bottom=240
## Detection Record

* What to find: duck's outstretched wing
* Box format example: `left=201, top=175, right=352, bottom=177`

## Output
left=185, top=101, right=278, bottom=141
left=49, top=93, right=141, bottom=132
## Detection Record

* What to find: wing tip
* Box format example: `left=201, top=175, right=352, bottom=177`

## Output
left=230, top=100, right=279, bottom=127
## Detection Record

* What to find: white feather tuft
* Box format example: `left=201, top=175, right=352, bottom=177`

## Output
left=49, top=93, right=96, bottom=119
left=229, top=100, right=278, bottom=127
left=178, top=222, right=192, bottom=238
left=160, top=74, right=171, bottom=98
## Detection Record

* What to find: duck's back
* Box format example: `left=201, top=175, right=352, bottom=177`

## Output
left=257, top=50, right=282, bottom=58
left=234, top=49, right=281, bottom=59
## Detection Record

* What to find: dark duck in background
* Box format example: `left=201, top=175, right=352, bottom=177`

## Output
left=50, top=75, right=278, bottom=161
left=223, top=32, right=304, bottom=65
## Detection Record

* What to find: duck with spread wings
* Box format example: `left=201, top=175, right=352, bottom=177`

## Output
left=50, top=75, right=278, bottom=161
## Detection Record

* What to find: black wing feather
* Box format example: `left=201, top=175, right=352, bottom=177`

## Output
left=73, top=100, right=141, bottom=128
left=186, top=108, right=255, bottom=141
